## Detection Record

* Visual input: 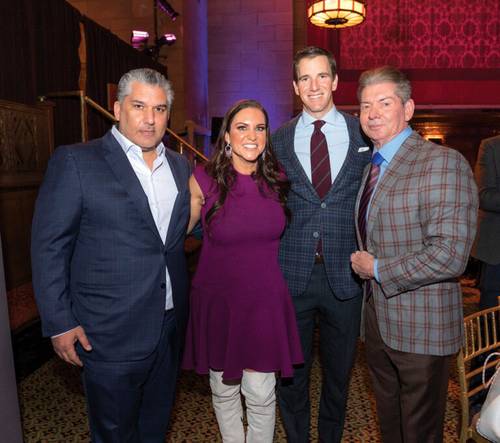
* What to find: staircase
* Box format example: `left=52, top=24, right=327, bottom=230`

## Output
left=39, top=90, right=209, bottom=167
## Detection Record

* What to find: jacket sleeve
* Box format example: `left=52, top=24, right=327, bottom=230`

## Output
left=475, top=138, right=500, bottom=213
left=377, top=150, right=478, bottom=297
left=31, top=147, right=82, bottom=336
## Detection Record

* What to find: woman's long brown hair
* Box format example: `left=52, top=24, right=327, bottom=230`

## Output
left=205, top=99, right=290, bottom=226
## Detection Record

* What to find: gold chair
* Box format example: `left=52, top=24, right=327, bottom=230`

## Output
left=457, top=297, right=500, bottom=442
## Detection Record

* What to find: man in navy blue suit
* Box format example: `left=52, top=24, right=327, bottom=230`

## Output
left=31, top=68, right=191, bottom=442
left=272, top=47, right=370, bottom=442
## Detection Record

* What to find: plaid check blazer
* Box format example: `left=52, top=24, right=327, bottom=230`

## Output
left=272, top=112, right=371, bottom=299
left=355, top=132, right=478, bottom=356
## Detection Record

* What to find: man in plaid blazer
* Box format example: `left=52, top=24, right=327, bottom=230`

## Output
left=272, top=46, right=371, bottom=442
left=351, top=66, right=478, bottom=443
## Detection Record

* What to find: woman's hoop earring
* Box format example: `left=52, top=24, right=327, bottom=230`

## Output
left=224, top=143, right=232, bottom=158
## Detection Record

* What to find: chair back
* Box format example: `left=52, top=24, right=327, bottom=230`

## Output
left=457, top=297, right=500, bottom=442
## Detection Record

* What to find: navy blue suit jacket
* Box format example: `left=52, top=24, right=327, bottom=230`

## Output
left=31, top=130, right=191, bottom=362
left=272, top=111, right=371, bottom=299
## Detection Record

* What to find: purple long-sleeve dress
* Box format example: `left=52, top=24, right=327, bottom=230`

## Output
left=182, top=165, right=303, bottom=379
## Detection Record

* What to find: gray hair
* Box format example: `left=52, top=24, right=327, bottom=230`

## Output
left=117, top=68, right=174, bottom=111
left=357, top=66, right=412, bottom=104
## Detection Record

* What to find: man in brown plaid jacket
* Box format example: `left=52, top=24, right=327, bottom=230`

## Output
left=351, top=66, right=478, bottom=443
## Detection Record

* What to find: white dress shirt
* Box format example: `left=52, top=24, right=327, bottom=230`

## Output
left=112, top=125, right=178, bottom=310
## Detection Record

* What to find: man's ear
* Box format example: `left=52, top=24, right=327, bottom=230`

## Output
left=404, top=99, right=415, bottom=122
left=113, top=101, right=121, bottom=122
left=331, top=74, right=338, bottom=92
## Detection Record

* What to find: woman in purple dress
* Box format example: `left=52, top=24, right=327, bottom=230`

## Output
left=182, top=99, right=303, bottom=442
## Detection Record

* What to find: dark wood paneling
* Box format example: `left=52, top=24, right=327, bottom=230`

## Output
left=411, top=110, right=500, bottom=167
left=0, top=100, right=54, bottom=291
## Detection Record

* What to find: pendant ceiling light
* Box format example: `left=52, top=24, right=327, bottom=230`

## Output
left=308, top=0, right=366, bottom=29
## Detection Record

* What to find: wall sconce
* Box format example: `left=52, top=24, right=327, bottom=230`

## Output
left=424, top=134, right=444, bottom=145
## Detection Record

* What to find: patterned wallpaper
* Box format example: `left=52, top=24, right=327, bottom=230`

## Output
left=306, top=0, right=500, bottom=104
left=339, top=0, right=500, bottom=69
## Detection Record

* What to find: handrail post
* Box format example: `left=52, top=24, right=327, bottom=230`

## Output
left=79, top=90, right=88, bottom=142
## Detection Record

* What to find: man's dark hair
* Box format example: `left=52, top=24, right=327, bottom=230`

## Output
left=293, top=46, right=337, bottom=82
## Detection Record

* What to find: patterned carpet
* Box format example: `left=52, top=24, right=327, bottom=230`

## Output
left=18, top=280, right=479, bottom=442
left=7, top=282, right=38, bottom=332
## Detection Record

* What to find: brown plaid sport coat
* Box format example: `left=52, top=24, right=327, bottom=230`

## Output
left=355, top=131, right=478, bottom=356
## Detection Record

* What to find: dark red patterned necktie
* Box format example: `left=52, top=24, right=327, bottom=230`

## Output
left=310, top=120, right=331, bottom=200
left=358, top=152, right=384, bottom=249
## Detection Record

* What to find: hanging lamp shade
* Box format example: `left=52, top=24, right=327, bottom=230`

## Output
left=308, top=0, right=366, bottom=29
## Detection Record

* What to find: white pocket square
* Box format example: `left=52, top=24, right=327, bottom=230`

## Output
left=358, top=146, right=370, bottom=152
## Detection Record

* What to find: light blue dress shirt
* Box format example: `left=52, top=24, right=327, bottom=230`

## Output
left=372, top=126, right=413, bottom=281
left=293, top=106, right=349, bottom=183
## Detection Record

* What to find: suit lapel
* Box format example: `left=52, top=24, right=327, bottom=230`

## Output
left=494, top=139, right=500, bottom=176
left=164, top=146, right=182, bottom=194
left=354, top=162, right=371, bottom=247
left=329, top=113, right=362, bottom=191
left=101, top=131, right=163, bottom=243
left=324, top=111, right=369, bottom=201
left=367, top=132, right=419, bottom=229
left=278, top=117, right=319, bottom=202
left=163, top=148, right=183, bottom=247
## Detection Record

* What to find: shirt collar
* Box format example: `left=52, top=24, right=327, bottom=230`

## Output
left=111, top=125, right=165, bottom=157
left=375, top=126, right=412, bottom=164
left=299, top=105, right=340, bottom=128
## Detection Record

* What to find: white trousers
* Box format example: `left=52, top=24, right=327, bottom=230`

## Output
left=209, top=369, right=276, bottom=443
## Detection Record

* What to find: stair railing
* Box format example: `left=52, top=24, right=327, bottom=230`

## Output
left=38, top=90, right=208, bottom=164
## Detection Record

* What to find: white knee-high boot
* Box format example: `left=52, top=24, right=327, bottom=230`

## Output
left=209, top=370, right=245, bottom=443
left=241, top=371, right=276, bottom=443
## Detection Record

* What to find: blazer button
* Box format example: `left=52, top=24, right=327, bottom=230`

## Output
left=161, top=283, right=166, bottom=289
left=321, top=202, right=327, bottom=209
left=313, top=232, right=319, bottom=239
